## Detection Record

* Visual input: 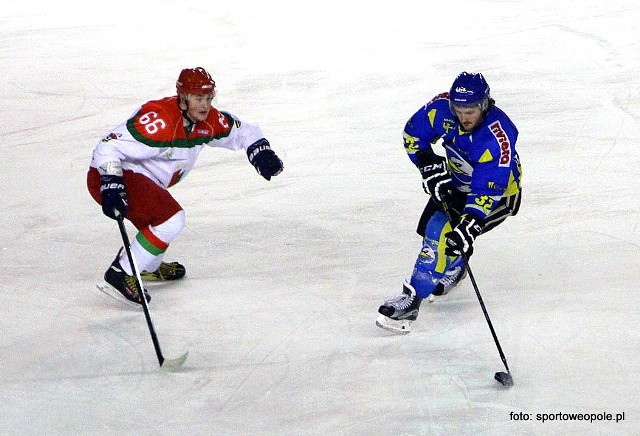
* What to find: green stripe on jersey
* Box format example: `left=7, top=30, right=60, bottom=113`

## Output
left=126, top=112, right=232, bottom=148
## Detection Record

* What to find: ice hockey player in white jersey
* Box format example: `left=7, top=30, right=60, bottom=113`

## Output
left=87, top=67, right=283, bottom=305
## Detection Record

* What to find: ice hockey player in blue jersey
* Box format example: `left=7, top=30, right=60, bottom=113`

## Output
left=376, top=72, right=522, bottom=334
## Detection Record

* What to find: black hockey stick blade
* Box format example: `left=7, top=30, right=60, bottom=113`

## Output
left=495, top=371, right=513, bottom=387
left=160, top=351, right=189, bottom=371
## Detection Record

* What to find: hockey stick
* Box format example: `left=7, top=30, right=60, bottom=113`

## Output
left=115, top=211, right=188, bottom=370
left=441, top=202, right=513, bottom=387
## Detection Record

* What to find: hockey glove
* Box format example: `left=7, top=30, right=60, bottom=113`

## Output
left=420, top=156, right=454, bottom=204
left=247, top=139, right=283, bottom=181
left=445, top=214, right=484, bottom=257
left=100, top=174, right=128, bottom=220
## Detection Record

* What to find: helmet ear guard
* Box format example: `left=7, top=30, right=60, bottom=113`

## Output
left=176, top=67, right=216, bottom=96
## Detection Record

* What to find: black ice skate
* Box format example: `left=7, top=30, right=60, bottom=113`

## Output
left=428, top=265, right=467, bottom=302
left=101, top=252, right=151, bottom=306
left=141, top=261, right=186, bottom=281
left=376, top=281, right=423, bottom=334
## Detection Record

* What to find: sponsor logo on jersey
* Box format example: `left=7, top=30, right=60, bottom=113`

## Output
left=443, top=119, right=455, bottom=134
left=196, top=129, right=210, bottom=135
left=489, top=121, right=511, bottom=167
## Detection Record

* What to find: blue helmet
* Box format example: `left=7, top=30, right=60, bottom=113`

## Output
left=449, top=72, right=491, bottom=111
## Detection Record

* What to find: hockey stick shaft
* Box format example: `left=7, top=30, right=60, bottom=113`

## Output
left=441, top=202, right=511, bottom=373
left=115, top=212, right=166, bottom=366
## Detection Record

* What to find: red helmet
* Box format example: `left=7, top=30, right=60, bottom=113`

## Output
left=176, top=67, right=216, bottom=95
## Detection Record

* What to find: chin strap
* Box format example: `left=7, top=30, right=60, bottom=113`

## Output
left=182, top=113, right=195, bottom=134
left=178, top=96, right=196, bottom=133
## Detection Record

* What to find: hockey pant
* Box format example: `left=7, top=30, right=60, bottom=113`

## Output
left=87, top=168, right=185, bottom=274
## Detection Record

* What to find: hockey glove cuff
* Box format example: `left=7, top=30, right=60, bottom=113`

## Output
left=420, top=157, right=453, bottom=204
left=445, top=214, right=484, bottom=257
left=100, top=174, right=128, bottom=220
left=247, top=139, right=284, bottom=181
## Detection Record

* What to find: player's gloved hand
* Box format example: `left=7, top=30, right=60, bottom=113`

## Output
left=445, top=214, right=484, bottom=257
left=247, top=139, right=283, bottom=181
left=100, top=174, right=128, bottom=220
left=420, top=156, right=454, bottom=204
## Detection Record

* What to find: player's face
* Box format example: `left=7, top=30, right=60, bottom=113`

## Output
left=183, top=93, right=215, bottom=122
left=452, top=105, right=483, bottom=131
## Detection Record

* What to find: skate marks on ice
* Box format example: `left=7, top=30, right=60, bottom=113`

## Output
left=328, top=344, right=516, bottom=435
left=94, top=281, right=189, bottom=371
left=174, top=275, right=365, bottom=424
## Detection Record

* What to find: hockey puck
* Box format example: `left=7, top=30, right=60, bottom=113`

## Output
left=494, top=371, right=513, bottom=387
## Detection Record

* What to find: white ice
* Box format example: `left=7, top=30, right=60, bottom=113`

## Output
left=1, top=1, right=639, bottom=435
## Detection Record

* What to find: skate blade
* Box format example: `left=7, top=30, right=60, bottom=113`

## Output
left=96, top=283, right=142, bottom=309
left=426, top=292, right=449, bottom=303
left=376, top=314, right=412, bottom=334
left=428, top=279, right=465, bottom=303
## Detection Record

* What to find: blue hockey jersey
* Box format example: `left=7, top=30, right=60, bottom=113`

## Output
left=403, top=92, right=522, bottom=221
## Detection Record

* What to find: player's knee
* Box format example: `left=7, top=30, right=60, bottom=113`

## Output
left=153, top=210, right=185, bottom=242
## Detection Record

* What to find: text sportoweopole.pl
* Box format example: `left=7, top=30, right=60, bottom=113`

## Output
left=510, top=411, right=626, bottom=423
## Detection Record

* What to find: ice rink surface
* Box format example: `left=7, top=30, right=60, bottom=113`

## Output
left=1, top=1, right=639, bottom=434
